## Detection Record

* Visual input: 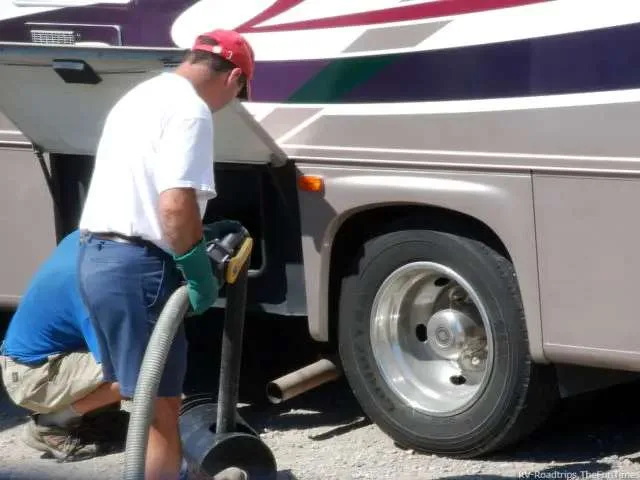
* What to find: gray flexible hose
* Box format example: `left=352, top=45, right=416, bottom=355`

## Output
left=123, top=285, right=190, bottom=480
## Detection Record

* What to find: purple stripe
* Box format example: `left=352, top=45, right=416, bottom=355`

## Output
left=332, top=23, right=640, bottom=104
left=251, top=60, right=330, bottom=102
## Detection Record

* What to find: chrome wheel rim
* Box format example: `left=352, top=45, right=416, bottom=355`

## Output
left=370, top=262, right=493, bottom=416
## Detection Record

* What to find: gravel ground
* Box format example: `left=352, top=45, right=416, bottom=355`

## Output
left=3, top=316, right=640, bottom=480
left=3, top=377, right=640, bottom=480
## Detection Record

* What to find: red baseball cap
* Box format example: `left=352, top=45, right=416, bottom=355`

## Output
left=192, top=29, right=255, bottom=100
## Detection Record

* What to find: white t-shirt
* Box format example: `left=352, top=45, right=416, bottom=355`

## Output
left=79, top=72, right=216, bottom=253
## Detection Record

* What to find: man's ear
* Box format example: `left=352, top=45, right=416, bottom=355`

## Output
left=226, top=67, right=243, bottom=87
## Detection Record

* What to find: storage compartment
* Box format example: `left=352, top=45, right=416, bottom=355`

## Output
left=203, top=162, right=306, bottom=316
left=49, top=153, right=306, bottom=316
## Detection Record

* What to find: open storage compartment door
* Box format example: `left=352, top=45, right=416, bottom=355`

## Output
left=0, top=42, right=287, bottom=165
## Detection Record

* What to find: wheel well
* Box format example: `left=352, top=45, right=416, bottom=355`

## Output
left=327, top=204, right=511, bottom=344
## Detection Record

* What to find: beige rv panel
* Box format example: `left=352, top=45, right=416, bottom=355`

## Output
left=534, top=173, right=640, bottom=371
left=0, top=145, right=57, bottom=305
left=295, top=164, right=544, bottom=362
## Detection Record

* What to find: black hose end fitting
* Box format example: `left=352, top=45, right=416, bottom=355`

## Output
left=205, top=226, right=250, bottom=288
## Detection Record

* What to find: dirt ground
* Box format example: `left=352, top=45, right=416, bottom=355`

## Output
left=4, top=378, right=640, bottom=480
left=3, top=315, right=640, bottom=479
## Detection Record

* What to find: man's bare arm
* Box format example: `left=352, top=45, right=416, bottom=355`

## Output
left=158, top=187, right=203, bottom=255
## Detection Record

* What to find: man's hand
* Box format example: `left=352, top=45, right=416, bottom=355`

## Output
left=159, top=188, right=219, bottom=314
left=173, top=239, right=219, bottom=314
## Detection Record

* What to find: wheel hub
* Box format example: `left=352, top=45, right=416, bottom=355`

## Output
left=370, top=262, right=493, bottom=416
left=426, top=308, right=481, bottom=360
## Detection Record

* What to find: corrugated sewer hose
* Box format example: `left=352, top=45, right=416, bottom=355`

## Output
left=122, top=229, right=260, bottom=480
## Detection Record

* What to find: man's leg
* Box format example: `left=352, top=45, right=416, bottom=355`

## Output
left=0, top=350, right=117, bottom=421
left=79, top=236, right=187, bottom=480
left=147, top=396, right=182, bottom=479
left=145, top=276, right=188, bottom=480
left=1, top=351, right=121, bottom=461
left=31, top=351, right=121, bottom=428
left=22, top=382, right=124, bottom=462
left=72, top=382, right=121, bottom=414
left=37, top=382, right=121, bottom=428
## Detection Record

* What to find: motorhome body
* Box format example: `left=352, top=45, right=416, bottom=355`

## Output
left=2, top=0, right=640, bottom=458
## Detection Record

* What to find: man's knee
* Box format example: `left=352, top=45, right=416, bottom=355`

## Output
left=1, top=356, right=53, bottom=413
left=1, top=352, right=105, bottom=414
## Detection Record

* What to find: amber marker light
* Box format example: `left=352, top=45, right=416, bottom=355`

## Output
left=298, top=175, right=324, bottom=193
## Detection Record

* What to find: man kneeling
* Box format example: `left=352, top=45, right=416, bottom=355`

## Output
left=0, top=230, right=121, bottom=461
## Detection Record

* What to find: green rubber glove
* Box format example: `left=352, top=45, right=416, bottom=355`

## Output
left=173, top=239, right=220, bottom=315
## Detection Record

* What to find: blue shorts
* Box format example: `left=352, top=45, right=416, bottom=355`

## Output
left=77, top=233, right=186, bottom=398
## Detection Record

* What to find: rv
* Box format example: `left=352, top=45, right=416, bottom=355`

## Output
left=1, top=0, right=639, bottom=459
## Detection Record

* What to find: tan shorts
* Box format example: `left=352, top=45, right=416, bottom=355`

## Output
left=0, top=351, right=103, bottom=414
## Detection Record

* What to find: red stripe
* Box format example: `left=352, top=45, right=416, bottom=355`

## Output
left=235, top=0, right=305, bottom=33
left=240, top=0, right=544, bottom=33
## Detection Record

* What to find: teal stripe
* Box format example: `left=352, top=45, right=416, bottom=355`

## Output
left=287, top=55, right=396, bottom=103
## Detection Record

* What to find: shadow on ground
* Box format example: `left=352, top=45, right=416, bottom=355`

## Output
left=236, top=374, right=640, bottom=480
left=239, top=373, right=640, bottom=465
left=0, top=384, right=29, bottom=434
left=238, top=379, right=368, bottom=435
left=489, top=379, right=640, bottom=464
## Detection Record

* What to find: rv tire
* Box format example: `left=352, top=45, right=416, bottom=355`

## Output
left=337, top=228, right=558, bottom=458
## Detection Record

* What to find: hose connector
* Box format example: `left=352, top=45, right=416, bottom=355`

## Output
left=205, top=227, right=252, bottom=287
